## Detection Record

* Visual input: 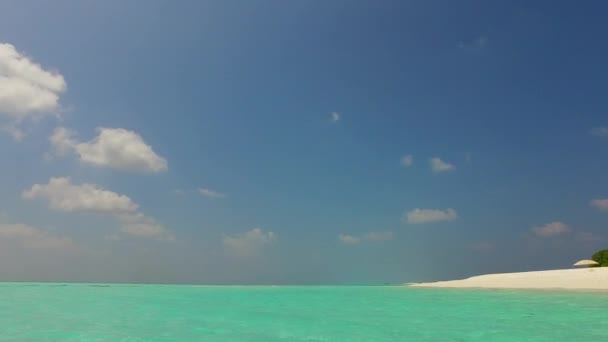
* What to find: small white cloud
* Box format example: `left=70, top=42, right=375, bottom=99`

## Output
left=223, top=228, right=276, bottom=257
left=115, top=213, right=174, bottom=242
left=400, top=155, right=413, bottom=168
left=531, top=221, right=570, bottom=238
left=0, top=221, right=74, bottom=250
left=590, top=127, right=608, bottom=137
left=430, top=158, right=454, bottom=173
left=330, top=112, right=340, bottom=123
left=338, top=234, right=360, bottom=245
left=22, top=177, right=172, bottom=241
left=404, top=208, right=459, bottom=224
left=22, top=177, right=138, bottom=214
left=50, top=127, right=167, bottom=173
left=0, top=43, right=66, bottom=140
left=198, top=188, right=227, bottom=199
left=590, top=199, right=608, bottom=211
left=338, top=231, right=393, bottom=245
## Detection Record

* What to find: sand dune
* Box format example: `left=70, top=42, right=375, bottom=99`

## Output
left=410, top=267, right=608, bottom=290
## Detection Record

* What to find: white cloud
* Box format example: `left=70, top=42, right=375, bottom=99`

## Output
left=50, top=127, right=167, bottom=173
left=0, top=43, right=66, bottom=139
left=364, top=231, right=394, bottom=241
left=590, top=127, right=608, bottom=137
left=338, top=234, right=360, bottom=245
left=531, top=221, right=570, bottom=238
left=223, top=228, right=276, bottom=257
left=22, top=177, right=138, bottom=213
left=49, top=127, right=75, bottom=155
left=400, top=155, right=413, bottom=168
left=590, top=198, right=608, bottom=211
left=0, top=222, right=74, bottom=250
left=404, top=208, right=459, bottom=224
left=198, top=188, right=227, bottom=199
left=115, top=213, right=174, bottom=242
left=330, top=112, right=340, bottom=123
left=338, top=231, right=394, bottom=245
left=430, top=158, right=455, bottom=173
left=22, top=177, right=172, bottom=241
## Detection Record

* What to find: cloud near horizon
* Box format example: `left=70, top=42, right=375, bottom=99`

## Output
left=22, top=177, right=173, bottom=241
left=115, top=213, right=174, bottom=242
left=338, top=231, right=394, bottom=245
left=50, top=127, right=167, bottom=173
left=404, top=208, right=459, bottom=224
left=531, top=221, right=570, bottom=237
left=223, top=228, right=276, bottom=257
left=0, top=42, right=67, bottom=140
left=0, top=221, right=75, bottom=251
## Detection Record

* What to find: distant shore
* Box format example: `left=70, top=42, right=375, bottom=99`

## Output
left=409, top=267, right=608, bottom=290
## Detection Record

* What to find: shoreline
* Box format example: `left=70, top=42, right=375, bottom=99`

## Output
left=409, top=267, right=608, bottom=290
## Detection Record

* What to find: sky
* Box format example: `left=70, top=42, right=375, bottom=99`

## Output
left=0, top=0, right=607, bottom=284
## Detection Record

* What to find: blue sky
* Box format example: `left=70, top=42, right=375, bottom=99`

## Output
left=0, top=0, right=607, bottom=284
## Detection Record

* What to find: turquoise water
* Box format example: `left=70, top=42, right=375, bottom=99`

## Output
left=1, top=283, right=607, bottom=341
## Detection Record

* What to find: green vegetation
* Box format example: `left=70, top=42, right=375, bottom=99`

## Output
left=591, top=249, right=608, bottom=267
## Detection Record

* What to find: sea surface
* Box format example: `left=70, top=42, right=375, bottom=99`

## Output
left=1, top=283, right=607, bottom=341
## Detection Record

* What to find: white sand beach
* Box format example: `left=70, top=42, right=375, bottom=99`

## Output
left=410, top=267, right=608, bottom=290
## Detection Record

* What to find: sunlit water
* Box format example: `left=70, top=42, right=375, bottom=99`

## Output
left=1, top=283, right=607, bottom=341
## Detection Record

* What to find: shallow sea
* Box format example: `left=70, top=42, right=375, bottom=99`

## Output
left=1, top=283, right=607, bottom=341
